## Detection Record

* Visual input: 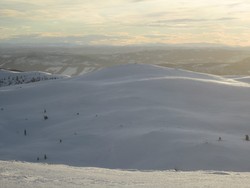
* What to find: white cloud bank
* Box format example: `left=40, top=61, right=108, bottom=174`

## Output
left=0, top=0, right=250, bottom=46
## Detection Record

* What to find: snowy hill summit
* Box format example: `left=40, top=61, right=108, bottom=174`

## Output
left=0, top=69, right=68, bottom=87
left=1, top=64, right=250, bottom=171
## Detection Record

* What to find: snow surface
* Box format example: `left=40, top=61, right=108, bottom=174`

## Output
left=233, top=76, right=250, bottom=84
left=1, top=64, right=250, bottom=171
left=1, top=160, right=250, bottom=188
left=60, top=67, right=78, bottom=76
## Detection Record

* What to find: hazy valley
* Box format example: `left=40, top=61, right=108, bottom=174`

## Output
left=1, top=45, right=250, bottom=77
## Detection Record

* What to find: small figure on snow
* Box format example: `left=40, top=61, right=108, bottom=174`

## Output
left=44, top=115, right=48, bottom=120
left=245, top=135, right=249, bottom=141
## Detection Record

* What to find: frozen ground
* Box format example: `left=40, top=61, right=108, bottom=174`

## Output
left=1, top=160, right=250, bottom=188
left=1, top=64, right=250, bottom=172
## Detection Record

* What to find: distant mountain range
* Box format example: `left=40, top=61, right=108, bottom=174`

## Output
left=1, top=45, right=250, bottom=76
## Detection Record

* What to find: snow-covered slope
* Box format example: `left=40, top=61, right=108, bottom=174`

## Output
left=0, top=69, right=68, bottom=87
left=1, top=64, right=250, bottom=171
left=233, top=76, right=250, bottom=84
left=1, top=160, right=250, bottom=188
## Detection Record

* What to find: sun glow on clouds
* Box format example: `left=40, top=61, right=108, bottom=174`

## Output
left=0, top=0, right=250, bottom=46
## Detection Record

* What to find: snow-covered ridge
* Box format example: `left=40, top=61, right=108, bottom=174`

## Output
left=0, top=69, right=68, bottom=87
left=78, top=64, right=249, bottom=87
left=1, top=64, right=250, bottom=171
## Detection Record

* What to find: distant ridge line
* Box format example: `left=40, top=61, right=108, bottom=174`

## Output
left=0, top=68, right=23, bottom=72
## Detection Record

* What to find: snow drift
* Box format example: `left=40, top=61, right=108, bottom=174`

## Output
left=1, top=160, right=250, bottom=188
left=1, top=64, right=250, bottom=171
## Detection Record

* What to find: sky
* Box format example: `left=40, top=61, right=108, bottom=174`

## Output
left=0, top=0, right=250, bottom=46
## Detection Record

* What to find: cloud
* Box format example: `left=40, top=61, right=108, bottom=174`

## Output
left=130, top=0, right=152, bottom=2
left=1, top=30, right=250, bottom=46
left=143, top=17, right=237, bottom=27
left=0, top=0, right=250, bottom=46
left=156, top=17, right=236, bottom=23
left=0, top=33, right=127, bottom=45
left=217, top=17, right=236, bottom=21
left=0, top=9, right=25, bottom=18
left=226, top=2, right=244, bottom=7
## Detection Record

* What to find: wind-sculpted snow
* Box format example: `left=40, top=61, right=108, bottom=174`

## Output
left=79, top=64, right=249, bottom=86
left=1, top=64, right=250, bottom=171
left=233, top=76, right=250, bottom=84
left=90, top=76, right=249, bottom=87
